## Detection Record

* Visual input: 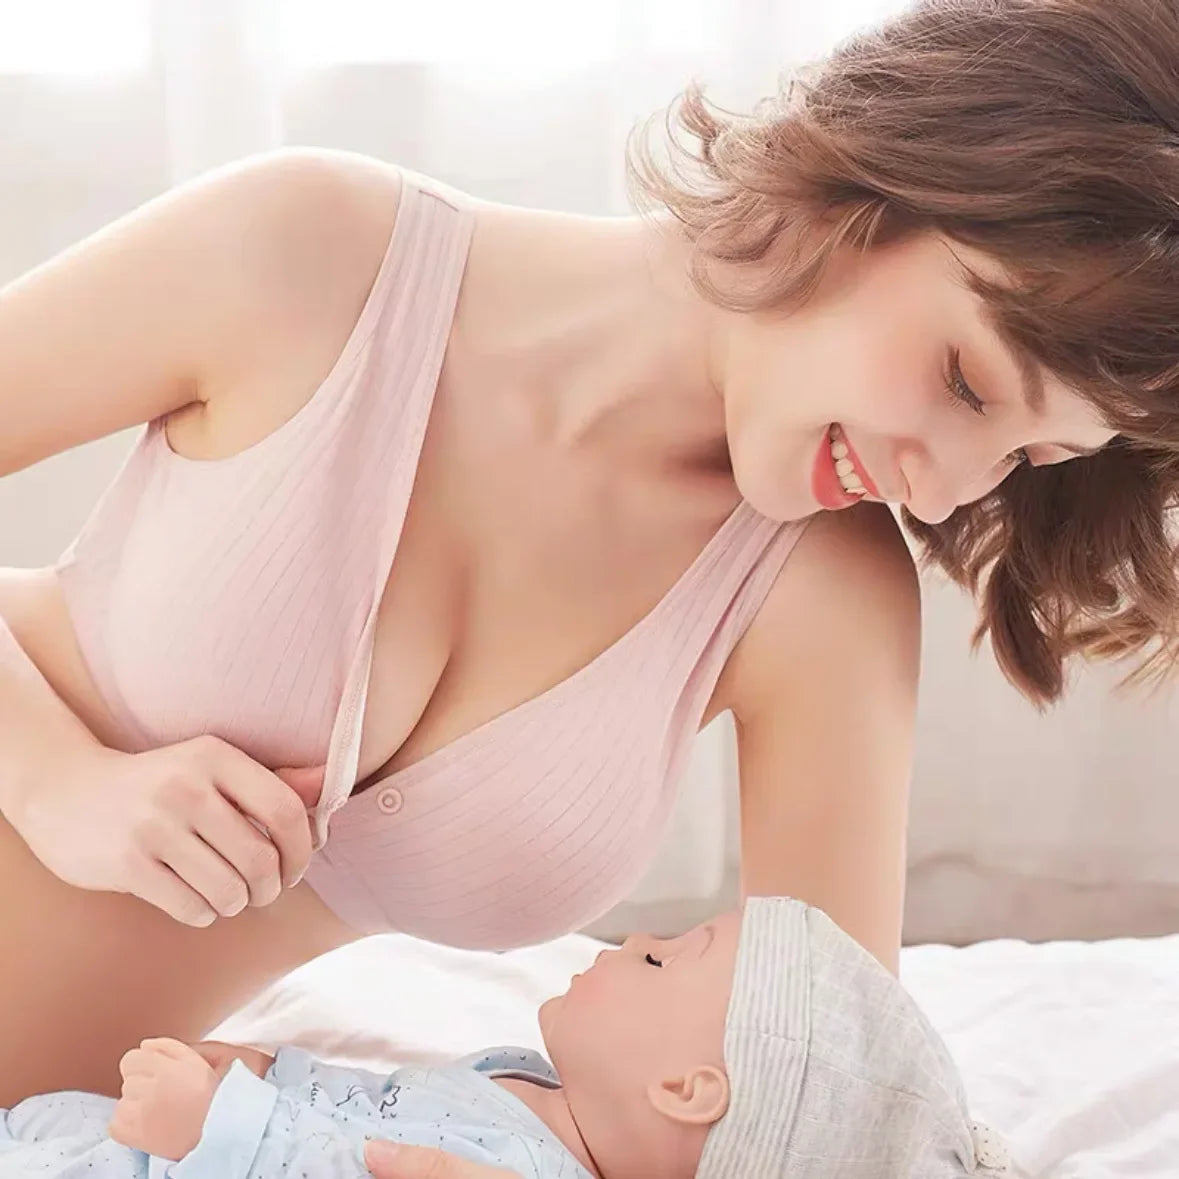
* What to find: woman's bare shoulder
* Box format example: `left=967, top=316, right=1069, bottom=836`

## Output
left=0, top=148, right=409, bottom=474
left=163, top=148, right=412, bottom=458
left=717, top=503, right=921, bottom=718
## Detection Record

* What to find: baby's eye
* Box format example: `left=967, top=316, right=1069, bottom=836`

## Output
left=645, top=953, right=663, bottom=968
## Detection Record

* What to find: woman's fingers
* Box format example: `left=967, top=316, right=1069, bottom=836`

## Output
left=191, top=800, right=284, bottom=908
left=131, top=859, right=218, bottom=928
left=159, top=830, right=251, bottom=916
left=276, top=765, right=325, bottom=808
left=196, top=739, right=314, bottom=887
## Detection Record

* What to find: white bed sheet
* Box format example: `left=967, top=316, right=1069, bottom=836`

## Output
left=214, top=933, right=1179, bottom=1178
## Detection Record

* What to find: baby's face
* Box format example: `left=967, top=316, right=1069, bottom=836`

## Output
left=540, top=911, right=743, bottom=1096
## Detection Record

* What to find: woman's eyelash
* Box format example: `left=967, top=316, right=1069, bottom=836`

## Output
left=946, top=349, right=985, bottom=415
left=946, top=350, right=1029, bottom=467
left=645, top=953, right=663, bottom=968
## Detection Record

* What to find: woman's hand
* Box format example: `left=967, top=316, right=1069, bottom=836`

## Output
left=8, top=734, right=322, bottom=926
left=365, top=1142, right=522, bottom=1179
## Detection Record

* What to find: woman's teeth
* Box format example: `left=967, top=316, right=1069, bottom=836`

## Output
left=828, top=427, right=865, bottom=496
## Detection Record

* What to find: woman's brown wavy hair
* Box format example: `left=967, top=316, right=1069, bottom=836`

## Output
left=628, top=0, right=1179, bottom=705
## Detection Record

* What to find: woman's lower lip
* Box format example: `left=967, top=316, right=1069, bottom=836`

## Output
left=811, top=430, right=862, bottom=511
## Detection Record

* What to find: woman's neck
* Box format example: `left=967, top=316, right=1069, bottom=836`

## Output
left=446, top=202, right=733, bottom=488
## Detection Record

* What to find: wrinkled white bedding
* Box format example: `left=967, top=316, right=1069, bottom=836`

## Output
left=215, top=932, right=1179, bottom=1178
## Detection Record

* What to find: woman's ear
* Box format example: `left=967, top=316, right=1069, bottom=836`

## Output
left=646, top=1065, right=730, bottom=1126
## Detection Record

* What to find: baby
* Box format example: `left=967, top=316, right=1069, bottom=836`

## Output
left=0, top=899, right=1012, bottom=1178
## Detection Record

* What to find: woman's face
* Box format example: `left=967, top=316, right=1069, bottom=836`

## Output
left=718, top=233, right=1118, bottom=524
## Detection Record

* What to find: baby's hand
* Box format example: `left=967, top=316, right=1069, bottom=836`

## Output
left=109, top=1037, right=219, bottom=1161
left=193, top=1039, right=275, bottom=1079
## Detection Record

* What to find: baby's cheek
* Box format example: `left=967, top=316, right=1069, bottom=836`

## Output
left=563, top=972, right=624, bottom=1028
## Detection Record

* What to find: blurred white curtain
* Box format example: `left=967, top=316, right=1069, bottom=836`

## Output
left=0, top=0, right=914, bottom=261
left=1, top=0, right=1176, bottom=942
left=154, top=0, right=908, bottom=194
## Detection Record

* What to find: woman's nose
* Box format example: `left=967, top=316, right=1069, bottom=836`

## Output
left=899, top=450, right=958, bottom=525
left=900, top=445, right=1011, bottom=524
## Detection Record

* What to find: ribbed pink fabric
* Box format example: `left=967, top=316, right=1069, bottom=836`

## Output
left=56, top=172, right=810, bottom=951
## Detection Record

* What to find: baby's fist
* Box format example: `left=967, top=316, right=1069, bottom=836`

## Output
left=109, top=1037, right=219, bottom=1161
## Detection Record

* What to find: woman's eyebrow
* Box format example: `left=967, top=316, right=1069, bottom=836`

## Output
left=978, top=301, right=1045, bottom=413
left=1003, top=335, right=1046, bottom=414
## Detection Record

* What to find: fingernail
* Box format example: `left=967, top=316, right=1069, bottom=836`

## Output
left=366, top=1140, right=401, bottom=1163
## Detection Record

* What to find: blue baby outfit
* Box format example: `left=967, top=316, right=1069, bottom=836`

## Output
left=1, top=1047, right=594, bottom=1179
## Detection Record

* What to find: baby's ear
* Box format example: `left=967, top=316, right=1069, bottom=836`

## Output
left=646, top=1065, right=730, bottom=1127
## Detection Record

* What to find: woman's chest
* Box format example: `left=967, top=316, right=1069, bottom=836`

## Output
left=61, top=400, right=734, bottom=796
left=355, top=432, right=735, bottom=788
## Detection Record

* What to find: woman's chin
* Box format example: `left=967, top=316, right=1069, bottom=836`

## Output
left=736, top=477, right=818, bottom=524
left=728, top=450, right=818, bottom=524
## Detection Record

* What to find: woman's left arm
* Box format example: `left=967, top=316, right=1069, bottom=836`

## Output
left=717, top=503, right=921, bottom=973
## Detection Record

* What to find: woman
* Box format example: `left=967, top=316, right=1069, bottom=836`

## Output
left=1, top=0, right=1176, bottom=1119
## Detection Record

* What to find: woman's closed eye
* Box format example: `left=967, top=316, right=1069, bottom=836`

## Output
left=945, top=348, right=1030, bottom=468
left=645, top=953, right=663, bottom=968
left=945, top=347, right=985, bottom=416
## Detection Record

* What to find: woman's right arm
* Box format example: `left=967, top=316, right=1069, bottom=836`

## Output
left=0, top=147, right=402, bottom=921
left=0, top=601, right=107, bottom=821
left=0, top=146, right=399, bottom=476
left=0, top=609, right=315, bottom=926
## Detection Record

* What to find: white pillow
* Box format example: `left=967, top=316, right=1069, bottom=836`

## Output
left=212, top=934, right=600, bottom=1072
left=214, top=931, right=1179, bottom=1176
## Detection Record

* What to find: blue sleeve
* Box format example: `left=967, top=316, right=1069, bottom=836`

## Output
left=161, top=1058, right=375, bottom=1179
left=162, top=1061, right=278, bottom=1179
left=267, top=1049, right=396, bottom=1110
left=156, top=1056, right=551, bottom=1179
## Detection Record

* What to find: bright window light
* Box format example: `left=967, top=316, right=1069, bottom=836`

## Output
left=0, top=1, right=150, bottom=76
left=808, top=0, right=917, bottom=43
left=279, top=0, right=728, bottom=71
